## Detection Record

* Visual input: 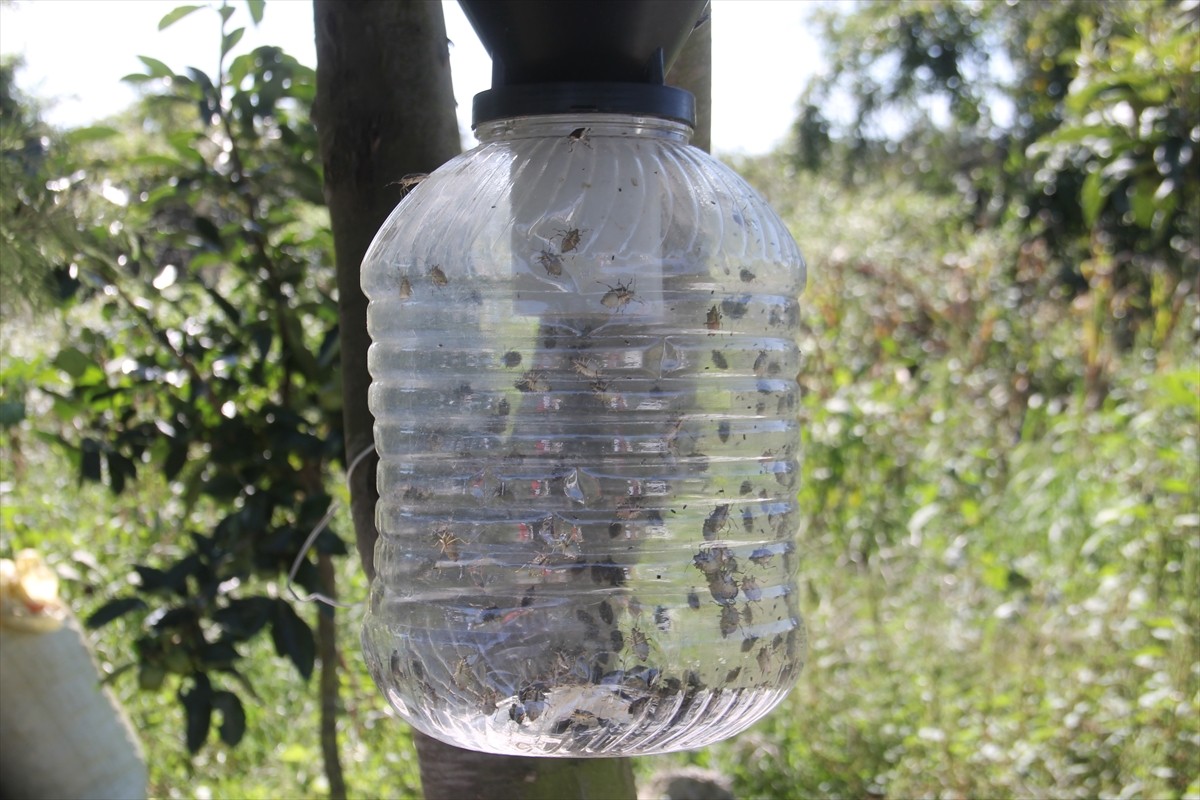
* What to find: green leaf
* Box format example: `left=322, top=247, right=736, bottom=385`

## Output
left=194, top=216, right=223, bottom=250
left=64, top=126, right=120, bottom=145
left=212, top=691, right=246, bottom=747
left=135, top=565, right=172, bottom=592
left=180, top=676, right=214, bottom=753
left=186, top=67, right=217, bottom=97
left=245, top=0, right=265, bottom=24
left=107, top=451, right=136, bottom=495
left=164, top=440, right=190, bottom=481
left=200, top=282, right=242, bottom=326
left=138, top=663, right=166, bottom=691
left=1128, top=176, right=1157, bottom=228
left=1081, top=169, right=1109, bottom=227
left=163, top=554, right=201, bottom=595
left=138, top=55, right=176, bottom=79
left=213, top=597, right=273, bottom=640
left=271, top=599, right=315, bottom=680
left=158, top=4, right=203, bottom=31
left=129, top=153, right=183, bottom=170
left=53, top=346, right=93, bottom=379
left=227, top=53, right=254, bottom=88
left=222, top=27, right=246, bottom=56
left=0, top=399, right=26, bottom=428
left=201, top=641, right=240, bottom=669
left=80, top=439, right=102, bottom=484
left=86, top=597, right=148, bottom=629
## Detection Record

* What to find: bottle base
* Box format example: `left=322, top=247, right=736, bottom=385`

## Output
left=383, top=682, right=791, bottom=757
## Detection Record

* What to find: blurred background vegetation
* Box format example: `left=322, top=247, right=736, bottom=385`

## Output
left=1, top=0, right=1196, bottom=798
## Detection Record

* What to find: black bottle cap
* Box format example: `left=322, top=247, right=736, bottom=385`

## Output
left=459, top=0, right=707, bottom=127
left=472, top=81, right=696, bottom=127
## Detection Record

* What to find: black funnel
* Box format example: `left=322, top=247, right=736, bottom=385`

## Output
left=459, top=0, right=709, bottom=127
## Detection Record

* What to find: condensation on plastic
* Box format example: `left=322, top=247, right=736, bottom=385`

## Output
left=360, top=114, right=807, bottom=757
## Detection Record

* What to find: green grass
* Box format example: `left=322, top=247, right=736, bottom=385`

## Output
left=2, top=162, right=1197, bottom=799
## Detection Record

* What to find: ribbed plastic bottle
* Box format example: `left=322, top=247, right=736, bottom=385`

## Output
left=361, top=112, right=807, bottom=756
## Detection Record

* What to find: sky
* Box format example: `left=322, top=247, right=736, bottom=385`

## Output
left=0, top=0, right=826, bottom=156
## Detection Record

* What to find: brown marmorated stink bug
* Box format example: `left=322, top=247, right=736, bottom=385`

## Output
left=556, top=227, right=586, bottom=253
left=537, top=249, right=564, bottom=277
left=567, top=127, right=592, bottom=150
left=599, top=279, right=639, bottom=312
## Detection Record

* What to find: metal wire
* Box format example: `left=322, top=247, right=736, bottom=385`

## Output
left=285, top=442, right=376, bottom=609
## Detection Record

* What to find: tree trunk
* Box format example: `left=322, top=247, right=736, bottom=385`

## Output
left=668, top=9, right=712, bottom=153
left=313, top=0, right=461, bottom=583
left=314, top=2, right=637, bottom=797
left=316, top=552, right=347, bottom=800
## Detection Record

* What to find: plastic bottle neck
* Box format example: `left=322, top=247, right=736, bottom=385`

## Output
left=474, top=114, right=694, bottom=146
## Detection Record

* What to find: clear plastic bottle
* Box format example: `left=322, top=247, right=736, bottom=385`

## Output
left=361, top=113, right=806, bottom=757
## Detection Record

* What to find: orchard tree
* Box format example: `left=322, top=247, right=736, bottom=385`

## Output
left=9, top=2, right=352, bottom=795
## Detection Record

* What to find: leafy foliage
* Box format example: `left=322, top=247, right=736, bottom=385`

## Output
left=0, top=56, right=116, bottom=314
left=792, top=0, right=1198, bottom=357
left=2, top=1, right=343, bottom=754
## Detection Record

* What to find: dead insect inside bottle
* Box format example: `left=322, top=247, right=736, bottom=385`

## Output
left=599, top=279, right=638, bottom=311
left=702, top=504, right=731, bottom=540
left=537, top=249, right=564, bottom=276
left=557, top=227, right=585, bottom=253
left=515, top=371, right=550, bottom=393
left=433, top=527, right=462, bottom=561
left=705, top=305, right=722, bottom=333
left=567, top=127, right=592, bottom=149
left=630, top=627, right=650, bottom=661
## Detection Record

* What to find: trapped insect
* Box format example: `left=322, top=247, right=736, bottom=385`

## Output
left=570, top=356, right=604, bottom=379
left=429, top=265, right=449, bottom=287
left=537, top=249, right=564, bottom=277
left=705, top=305, right=722, bottom=333
left=702, top=504, right=731, bottom=540
left=719, top=605, right=740, bottom=637
left=599, top=279, right=639, bottom=311
left=615, top=496, right=644, bottom=521
left=749, top=546, right=775, bottom=567
left=398, top=275, right=413, bottom=300
left=433, top=527, right=462, bottom=561
left=707, top=572, right=739, bottom=605
left=515, top=371, right=550, bottom=393
left=389, top=172, right=428, bottom=199
left=567, top=127, right=592, bottom=149
left=630, top=627, right=650, bottom=661
left=556, top=227, right=585, bottom=253
left=654, top=605, right=671, bottom=632
left=753, top=350, right=769, bottom=377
